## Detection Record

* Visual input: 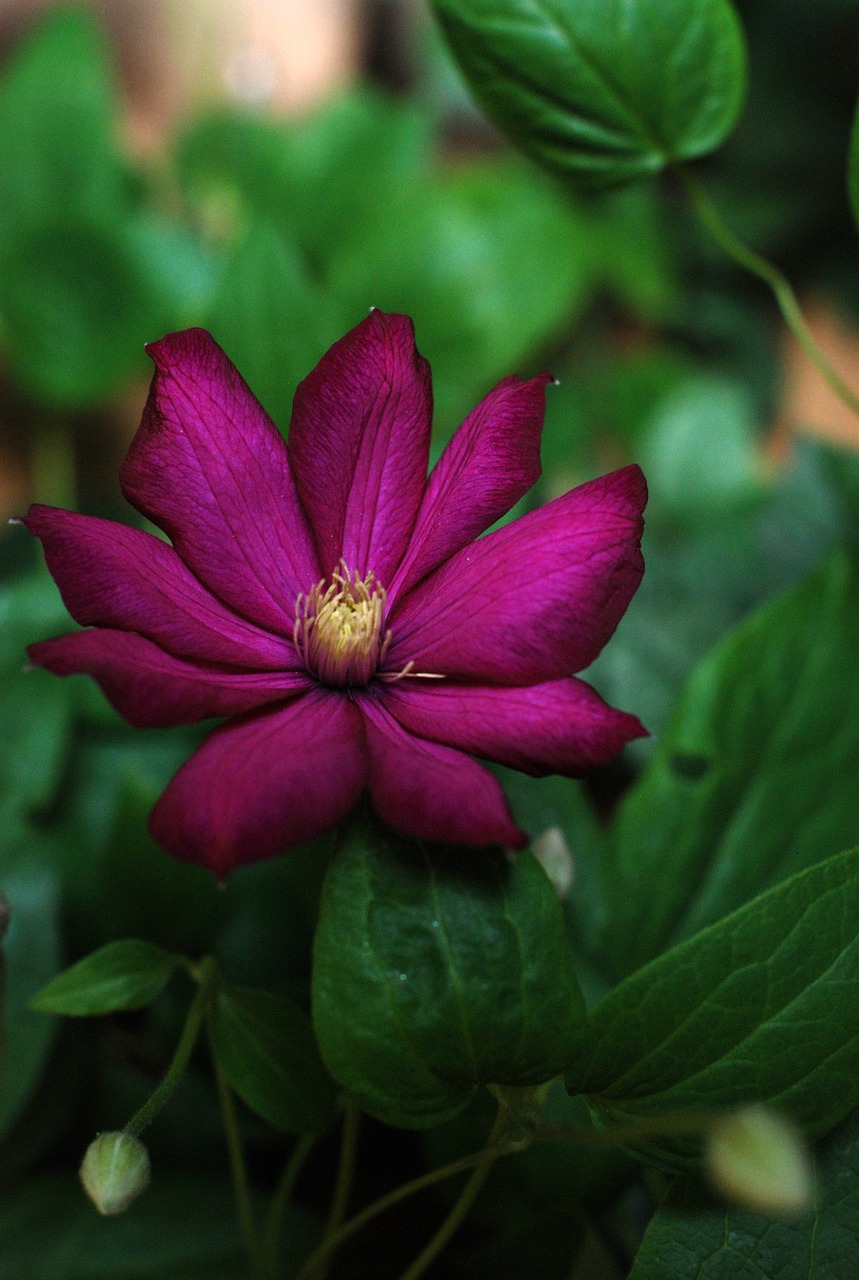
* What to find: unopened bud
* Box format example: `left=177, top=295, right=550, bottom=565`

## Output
left=80, top=1132, right=150, bottom=1215
left=706, top=1106, right=812, bottom=1216
left=532, top=827, right=574, bottom=900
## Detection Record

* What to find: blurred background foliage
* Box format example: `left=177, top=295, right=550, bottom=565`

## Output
left=2, top=1, right=859, bottom=1276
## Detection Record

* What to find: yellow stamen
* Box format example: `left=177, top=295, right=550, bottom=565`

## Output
left=294, top=562, right=390, bottom=688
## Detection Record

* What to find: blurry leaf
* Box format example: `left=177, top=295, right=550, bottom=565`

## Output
left=328, top=160, right=591, bottom=430
left=95, top=775, right=224, bottom=956
left=208, top=985, right=336, bottom=1133
left=0, top=1172, right=317, bottom=1279
left=582, top=185, right=675, bottom=320
left=206, top=220, right=342, bottom=431
left=0, top=8, right=122, bottom=227
left=602, top=555, right=859, bottom=975
left=639, top=375, right=765, bottom=526
left=568, top=847, right=859, bottom=1164
left=32, top=940, right=181, bottom=1016
left=0, top=669, right=71, bottom=826
left=0, top=853, right=61, bottom=1140
left=0, top=217, right=163, bottom=407
left=312, top=812, right=586, bottom=1129
left=432, top=0, right=747, bottom=189
left=177, top=88, right=433, bottom=261
left=629, top=1106, right=859, bottom=1278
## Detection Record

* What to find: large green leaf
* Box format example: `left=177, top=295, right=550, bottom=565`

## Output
left=567, top=848, right=859, bottom=1162
left=208, top=985, right=336, bottom=1134
left=602, top=555, right=859, bottom=976
left=432, top=0, right=747, bottom=189
left=32, top=940, right=181, bottom=1017
left=312, top=813, right=586, bottom=1129
left=629, top=1106, right=859, bottom=1279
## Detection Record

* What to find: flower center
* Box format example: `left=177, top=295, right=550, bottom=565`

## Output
left=293, top=563, right=390, bottom=688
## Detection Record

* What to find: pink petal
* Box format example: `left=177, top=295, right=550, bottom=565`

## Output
left=25, top=506, right=296, bottom=671
left=150, top=690, right=367, bottom=877
left=29, top=631, right=311, bottom=728
left=120, top=328, right=319, bottom=635
left=381, top=678, right=646, bottom=777
left=386, top=465, right=646, bottom=685
left=288, top=311, right=432, bottom=583
left=388, top=372, right=551, bottom=606
left=358, top=695, right=525, bottom=849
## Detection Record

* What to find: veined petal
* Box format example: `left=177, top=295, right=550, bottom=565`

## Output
left=388, top=372, right=551, bottom=605
left=381, top=678, right=646, bottom=777
left=358, top=695, right=524, bottom=849
left=25, top=506, right=296, bottom=670
left=29, top=631, right=311, bottom=728
left=387, top=465, right=646, bottom=684
left=120, top=328, right=319, bottom=635
left=288, top=311, right=432, bottom=582
left=150, top=690, right=366, bottom=878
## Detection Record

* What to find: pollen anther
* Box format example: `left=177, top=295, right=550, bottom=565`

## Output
left=294, top=562, right=390, bottom=688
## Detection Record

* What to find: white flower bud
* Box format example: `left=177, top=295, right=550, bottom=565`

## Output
left=80, top=1132, right=151, bottom=1216
left=706, top=1106, right=812, bottom=1216
left=532, top=827, right=574, bottom=900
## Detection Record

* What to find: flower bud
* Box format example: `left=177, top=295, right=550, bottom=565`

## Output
left=532, top=827, right=574, bottom=900
left=80, top=1132, right=150, bottom=1216
left=706, top=1106, right=812, bottom=1215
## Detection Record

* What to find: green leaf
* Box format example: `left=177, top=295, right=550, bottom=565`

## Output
left=0, top=854, right=61, bottom=1141
left=629, top=1106, right=859, bottom=1279
left=32, top=940, right=181, bottom=1016
left=603, top=555, right=859, bottom=975
left=431, top=0, right=747, bottom=189
left=312, top=812, right=586, bottom=1129
left=208, top=985, right=336, bottom=1134
left=567, top=848, right=859, bottom=1162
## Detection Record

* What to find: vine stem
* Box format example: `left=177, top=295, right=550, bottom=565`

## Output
left=309, top=1098, right=362, bottom=1280
left=677, top=165, right=859, bottom=421
left=294, top=1131, right=517, bottom=1280
left=263, top=1133, right=317, bottom=1275
left=211, top=1049, right=271, bottom=1277
left=398, top=1106, right=509, bottom=1280
left=124, top=955, right=217, bottom=1139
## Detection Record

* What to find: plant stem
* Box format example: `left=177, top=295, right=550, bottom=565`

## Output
left=263, top=1133, right=317, bottom=1275
left=124, top=955, right=217, bottom=1139
left=211, top=1049, right=270, bottom=1276
left=310, top=1098, right=361, bottom=1280
left=398, top=1107, right=508, bottom=1280
left=294, top=1133, right=518, bottom=1280
left=677, top=165, right=859, bottom=421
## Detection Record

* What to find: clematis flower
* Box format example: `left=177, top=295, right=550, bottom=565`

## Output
left=26, top=312, right=646, bottom=878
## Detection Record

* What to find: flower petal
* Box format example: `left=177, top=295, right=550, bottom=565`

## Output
left=388, top=372, right=551, bottom=605
left=29, top=631, right=311, bottom=728
left=150, top=690, right=367, bottom=877
left=358, top=695, right=524, bottom=849
left=381, top=678, right=646, bottom=776
left=288, top=311, right=432, bottom=583
left=387, top=465, right=646, bottom=684
left=25, top=505, right=296, bottom=670
left=120, top=328, right=319, bottom=635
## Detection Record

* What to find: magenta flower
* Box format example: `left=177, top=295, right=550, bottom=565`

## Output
left=26, top=312, right=646, bottom=877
